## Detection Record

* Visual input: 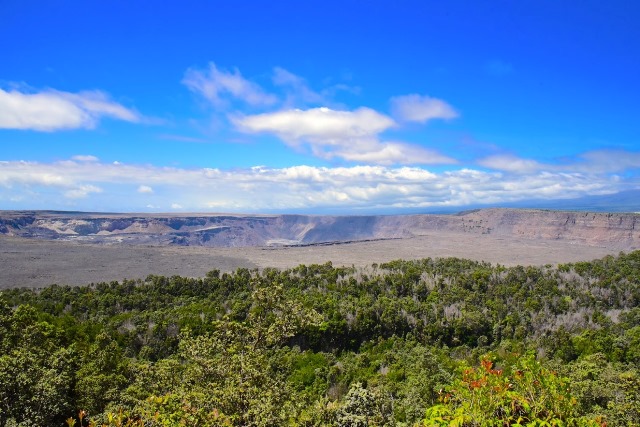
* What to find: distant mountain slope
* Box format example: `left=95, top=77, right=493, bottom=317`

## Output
left=0, top=209, right=638, bottom=250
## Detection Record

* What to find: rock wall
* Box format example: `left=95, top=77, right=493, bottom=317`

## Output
left=0, top=209, right=638, bottom=250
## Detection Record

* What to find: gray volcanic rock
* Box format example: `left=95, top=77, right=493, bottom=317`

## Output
left=451, top=209, right=639, bottom=248
left=0, top=209, right=638, bottom=250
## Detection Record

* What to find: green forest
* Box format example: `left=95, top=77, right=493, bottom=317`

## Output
left=2, top=251, right=640, bottom=426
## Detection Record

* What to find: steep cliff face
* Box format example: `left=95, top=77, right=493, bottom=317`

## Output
left=0, top=209, right=638, bottom=250
left=453, top=209, right=639, bottom=247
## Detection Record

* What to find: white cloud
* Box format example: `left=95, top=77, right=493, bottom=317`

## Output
left=577, top=150, right=640, bottom=173
left=137, top=185, right=154, bottom=194
left=234, top=107, right=394, bottom=141
left=233, top=106, right=454, bottom=165
left=390, top=94, right=458, bottom=123
left=272, top=67, right=302, bottom=86
left=478, top=154, right=545, bottom=173
left=183, top=62, right=277, bottom=108
left=333, top=141, right=455, bottom=165
left=64, top=184, right=102, bottom=199
left=0, top=88, right=141, bottom=131
left=0, top=156, right=635, bottom=212
left=71, top=155, right=99, bottom=162
left=479, top=150, right=640, bottom=175
left=180, top=65, right=458, bottom=165
left=272, top=67, right=326, bottom=106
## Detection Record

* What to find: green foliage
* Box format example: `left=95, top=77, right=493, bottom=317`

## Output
left=75, top=332, right=132, bottom=415
left=562, top=353, right=640, bottom=426
left=420, top=354, right=604, bottom=427
left=337, top=382, right=391, bottom=426
left=121, top=281, right=322, bottom=426
left=2, top=251, right=640, bottom=425
left=0, top=303, right=78, bottom=426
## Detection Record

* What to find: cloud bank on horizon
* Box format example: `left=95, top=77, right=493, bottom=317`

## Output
left=0, top=1, right=638, bottom=212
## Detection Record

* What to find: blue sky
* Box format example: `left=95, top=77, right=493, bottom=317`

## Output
left=1, top=1, right=639, bottom=212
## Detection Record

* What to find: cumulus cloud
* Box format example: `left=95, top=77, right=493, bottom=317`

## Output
left=390, top=94, right=458, bottom=123
left=180, top=64, right=459, bottom=165
left=137, top=185, right=154, bottom=194
left=233, top=106, right=455, bottom=165
left=234, top=107, right=394, bottom=141
left=0, top=156, right=635, bottom=212
left=183, top=62, right=277, bottom=108
left=0, top=88, right=141, bottom=131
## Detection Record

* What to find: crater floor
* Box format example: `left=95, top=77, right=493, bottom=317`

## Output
left=0, top=231, right=624, bottom=288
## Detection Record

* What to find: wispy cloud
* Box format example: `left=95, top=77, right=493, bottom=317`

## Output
left=331, top=142, right=455, bottom=165
left=71, top=155, right=99, bottom=162
left=64, top=184, right=102, bottom=199
left=576, top=150, right=640, bottom=173
left=0, top=88, right=141, bottom=131
left=181, top=64, right=461, bottom=165
left=157, top=134, right=209, bottom=143
left=479, top=150, right=640, bottom=175
left=478, top=154, right=544, bottom=174
left=183, top=62, right=277, bottom=108
left=272, top=67, right=326, bottom=106
left=0, top=156, right=634, bottom=212
left=390, top=94, right=458, bottom=124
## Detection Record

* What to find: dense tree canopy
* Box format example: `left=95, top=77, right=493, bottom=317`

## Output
left=1, top=251, right=639, bottom=426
